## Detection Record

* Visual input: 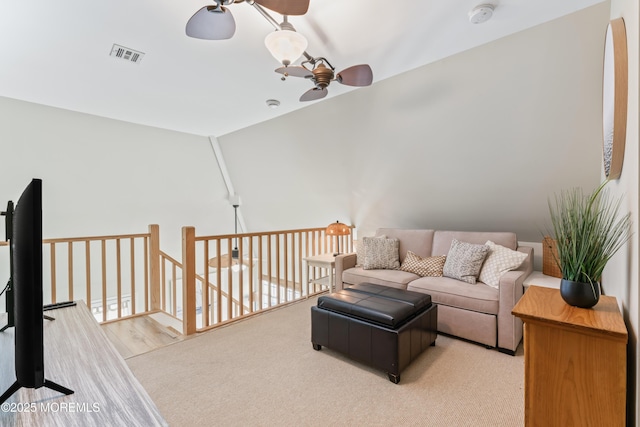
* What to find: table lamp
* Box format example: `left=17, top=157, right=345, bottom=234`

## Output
left=326, top=221, right=350, bottom=256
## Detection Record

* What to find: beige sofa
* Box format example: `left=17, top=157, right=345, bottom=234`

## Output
left=334, top=228, right=533, bottom=354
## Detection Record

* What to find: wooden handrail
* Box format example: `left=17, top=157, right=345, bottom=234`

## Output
left=193, top=226, right=356, bottom=241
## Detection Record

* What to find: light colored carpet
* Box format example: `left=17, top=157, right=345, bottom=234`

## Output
left=127, top=297, right=524, bottom=426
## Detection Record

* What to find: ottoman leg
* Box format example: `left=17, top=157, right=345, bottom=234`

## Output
left=387, top=373, right=400, bottom=384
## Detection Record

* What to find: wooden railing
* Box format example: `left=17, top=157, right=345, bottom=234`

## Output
left=0, top=225, right=161, bottom=323
left=1, top=224, right=354, bottom=335
left=179, top=226, right=354, bottom=335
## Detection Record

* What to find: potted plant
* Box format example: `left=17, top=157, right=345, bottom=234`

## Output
left=548, top=181, right=632, bottom=308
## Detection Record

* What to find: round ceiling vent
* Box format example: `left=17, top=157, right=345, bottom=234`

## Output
left=468, top=4, right=495, bottom=24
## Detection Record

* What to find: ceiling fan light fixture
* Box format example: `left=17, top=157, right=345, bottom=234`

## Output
left=264, top=29, right=308, bottom=67
left=186, top=5, right=236, bottom=40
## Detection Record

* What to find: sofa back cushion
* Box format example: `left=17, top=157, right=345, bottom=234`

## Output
left=431, top=231, right=517, bottom=256
left=375, top=228, right=435, bottom=262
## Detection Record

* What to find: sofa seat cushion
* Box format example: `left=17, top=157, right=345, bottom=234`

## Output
left=343, top=267, right=417, bottom=290
left=407, top=276, right=499, bottom=315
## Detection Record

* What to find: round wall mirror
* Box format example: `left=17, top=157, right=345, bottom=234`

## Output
left=602, top=18, right=628, bottom=179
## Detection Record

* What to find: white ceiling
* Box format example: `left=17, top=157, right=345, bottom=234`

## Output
left=0, top=0, right=605, bottom=137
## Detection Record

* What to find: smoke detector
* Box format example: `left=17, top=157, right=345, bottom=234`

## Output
left=266, top=99, right=280, bottom=109
left=468, top=4, right=495, bottom=24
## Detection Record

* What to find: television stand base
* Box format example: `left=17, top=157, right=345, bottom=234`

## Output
left=43, top=379, right=74, bottom=396
left=0, top=378, right=74, bottom=405
left=0, top=381, right=20, bottom=405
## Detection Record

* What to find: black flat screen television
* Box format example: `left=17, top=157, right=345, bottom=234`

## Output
left=13, top=178, right=44, bottom=388
left=0, top=178, right=73, bottom=404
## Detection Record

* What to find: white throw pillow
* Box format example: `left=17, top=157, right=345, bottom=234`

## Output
left=479, top=240, right=528, bottom=289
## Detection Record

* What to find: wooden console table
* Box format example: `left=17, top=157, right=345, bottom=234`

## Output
left=0, top=303, right=167, bottom=426
left=512, top=285, right=627, bottom=426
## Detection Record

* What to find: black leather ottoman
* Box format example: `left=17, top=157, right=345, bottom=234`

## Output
left=311, top=283, right=437, bottom=383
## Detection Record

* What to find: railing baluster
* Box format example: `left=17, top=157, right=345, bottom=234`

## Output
left=283, top=233, right=288, bottom=302
left=297, top=232, right=302, bottom=297
left=276, top=235, right=281, bottom=304
left=216, top=239, right=222, bottom=324
left=267, top=235, right=272, bottom=308
left=258, top=236, right=263, bottom=310
left=203, top=241, right=210, bottom=328
left=304, top=232, right=310, bottom=296
left=161, top=258, right=167, bottom=314
left=130, top=238, right=136, bottom=315
left=248, top=237, right=254, bottom=313
left=238, top=236, right=244, bottom=315
left=50, top=242, right=56, bottom=304
left=101, top=240, right=107, bottom=322
left=149, top=224, right=160, bottom=312
left=116, top=238, right=122, bottom=319
left=225, top=239, right=230, bottom=319
left=312, top=231, right=316, bottom=257
left=85, top=241, right=91, bottom=311
left=144, top=235, right=149, bottom=313
left=68, top=242, right=73, bottom=302
left=172, top=262, right=177, bottom=318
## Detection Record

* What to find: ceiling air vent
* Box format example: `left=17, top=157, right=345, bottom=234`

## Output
left=110, top=44, right=145, bottom=64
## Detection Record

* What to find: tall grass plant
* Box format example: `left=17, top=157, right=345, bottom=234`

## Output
left=548, top=181, right=631, bottom=295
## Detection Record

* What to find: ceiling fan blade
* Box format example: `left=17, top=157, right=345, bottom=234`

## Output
left=275, top=66, right=313, bottom=78
left=336, top=64, right=373, bottom=87
left=255, top=0, right=309, bottom=15
left=186, top=6, right=236, bottom=40
left=300, top=87, right=328, bottom=102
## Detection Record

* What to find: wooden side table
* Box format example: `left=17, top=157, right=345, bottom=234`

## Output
left=303, top=253, right=336, bottom=294
left=512, top=285, right=627, bottom=426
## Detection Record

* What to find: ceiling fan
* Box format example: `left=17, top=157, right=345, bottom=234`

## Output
left=276, top=57, right=373, bottom=102
left=186, top=0, right=309, bottom=40
left=186, top=0, right=373, bottom=102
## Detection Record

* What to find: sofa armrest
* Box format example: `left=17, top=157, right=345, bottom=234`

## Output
left=334, top=253, right=357, bottom=291
left=497, top=246, right=533, bottom=353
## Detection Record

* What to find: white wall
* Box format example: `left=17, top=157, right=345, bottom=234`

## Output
left=218, top=3, right=609, bottom=242
left=601, top=0, right=639, bottom=423
left=0, top=98, right=236, bottom=267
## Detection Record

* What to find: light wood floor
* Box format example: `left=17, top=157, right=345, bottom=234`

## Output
left=0, top=306, right=168, bottom=426
left=101, top=315, right=185, bottom=359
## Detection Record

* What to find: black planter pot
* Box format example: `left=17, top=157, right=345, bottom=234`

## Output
left=560, top=279, right=601, bottom=308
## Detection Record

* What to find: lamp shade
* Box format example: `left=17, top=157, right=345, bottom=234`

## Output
left=326, top=221, right=350, bottom=236
left=264, top=29, right=307, bottom=66
left=186, top=6, right=236, bottom=40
